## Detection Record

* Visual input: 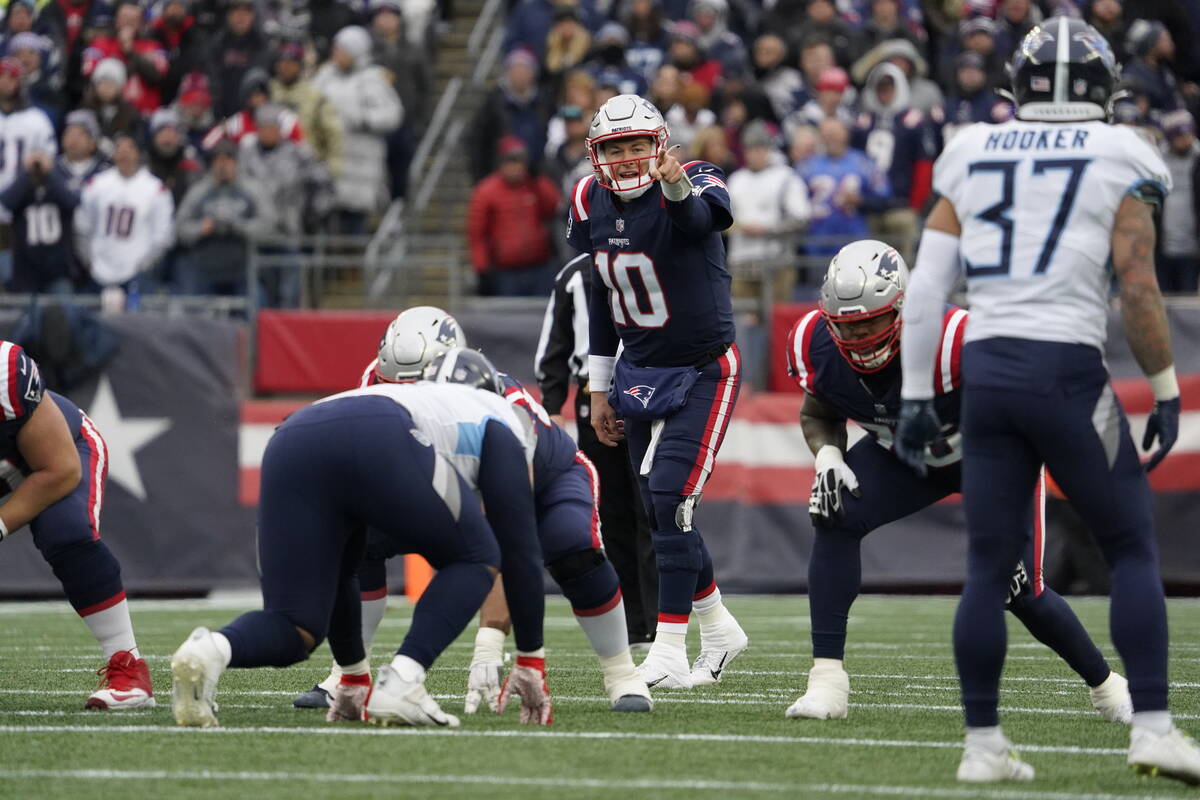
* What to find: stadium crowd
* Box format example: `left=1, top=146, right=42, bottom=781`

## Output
left=470, top=0, right=1200, bottom=298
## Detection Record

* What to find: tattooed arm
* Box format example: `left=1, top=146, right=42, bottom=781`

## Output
left=1111, top=193, right=1175, bottom=379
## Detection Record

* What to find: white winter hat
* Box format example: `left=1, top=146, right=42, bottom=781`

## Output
left=333, top=25, right=372, bottom=62
left=92, top=57, right=127, bottom=87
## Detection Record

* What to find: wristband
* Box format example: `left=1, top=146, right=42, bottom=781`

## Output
left=588, top=355, right=615, bottom=393
left=661, top=170, right=695, bottom=202
left=473, top=626, right=506, bottom=665
left=1148, top=365, right=1180, bottom=402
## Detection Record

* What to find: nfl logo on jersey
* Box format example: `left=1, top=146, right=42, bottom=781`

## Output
left=615, top=218, right=625, bottom=233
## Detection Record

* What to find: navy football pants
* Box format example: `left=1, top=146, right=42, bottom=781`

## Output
left=624, top=345, right=741, bottom=620
left=956, top=339, right=1167, bottom=727
left=222, top=396, right=499, bottom=670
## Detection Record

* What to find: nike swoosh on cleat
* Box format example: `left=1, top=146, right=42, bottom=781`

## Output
left=708, top=653, right=730, bottom=681
left=645, top=675, right=667, bottom=688
left=107, top=692, right=146, bottom=702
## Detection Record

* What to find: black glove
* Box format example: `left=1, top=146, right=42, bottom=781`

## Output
left=894, top=399, right=942, bottom=477
left=1142, top=396, right=1181, bottom=473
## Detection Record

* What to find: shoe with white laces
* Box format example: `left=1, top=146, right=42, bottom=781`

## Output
left=636, top=641, right=693, bottom=690
left=1128, top=725, right=1200, bottom=785
left=171, top=627, right=225, bottom=728
left=956, top=738, right=1035, bottom=782
left=786, top=660, right=849, bottom=720
left=325, top=675, right=371, bottom=722
left=85, top=650, right=156, bottom=710
left=690, top=616, right=749, bottom=687
left=365, top=657, right=459, bottom=728
left=1090, top=671, right=1133, bottom=724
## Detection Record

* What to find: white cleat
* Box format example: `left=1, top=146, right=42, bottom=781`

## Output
left=956, top=740, right=1035, bottom=782
left=1128, top=726, right=1200, bottom=786
left=690, top=616, right=749, bottom=687
left=636, top=642, right=693, bottom=690
left=1090, top=671, right=1133, bottom=724
left=170, top=627, right=224, bottom=728
left=786, top=661, right=849, bottom=720
left=365, top=663, right=460, bottom=728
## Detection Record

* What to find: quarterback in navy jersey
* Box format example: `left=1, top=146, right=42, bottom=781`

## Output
left=783, top=241, right=1130, bottom=726
left=566, top=93, right=748, bottom=691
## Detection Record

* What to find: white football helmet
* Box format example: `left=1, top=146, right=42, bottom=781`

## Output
left=819, top=240, right=908, bottom=373
left=586, top=94, right=670, bottom=200
left=375, top=306, right=466, bottom=383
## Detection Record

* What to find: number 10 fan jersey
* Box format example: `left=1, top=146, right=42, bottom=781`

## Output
left=77, top=167, right=174, bottom=287
left=934, top=119, right=1171, bottom=350
left=566, top=161, right=735, bottom=368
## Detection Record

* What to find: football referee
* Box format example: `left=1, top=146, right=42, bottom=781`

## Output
left=535, top=253, right=658, bottom=647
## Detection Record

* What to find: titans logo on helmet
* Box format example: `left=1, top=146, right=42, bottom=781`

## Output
left=1073, top=29, right=1116, bottom=70
left=624, top=385, right=656, bottom=409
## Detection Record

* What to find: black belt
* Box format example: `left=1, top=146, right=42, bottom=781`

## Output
left=693, top=342, right=734, bottom=369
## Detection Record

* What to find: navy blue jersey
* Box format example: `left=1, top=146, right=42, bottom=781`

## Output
left=500, top=374, right=581, bottom=488
left=787, top=308, right=968, bottom=469
left=567, top=161, right=736, bottom=368
left=850, top=108, right=941, bottom=210
left=0, top=165, right=84, bottom=291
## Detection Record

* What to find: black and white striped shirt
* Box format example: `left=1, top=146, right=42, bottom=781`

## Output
left=534, top=253, right=591, bottom=415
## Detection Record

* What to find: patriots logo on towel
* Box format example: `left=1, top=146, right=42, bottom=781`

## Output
left=624, top=384, right=656, bottom=409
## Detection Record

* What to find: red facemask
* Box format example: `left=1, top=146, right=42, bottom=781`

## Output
left=820, top=303, right=903, bottom=373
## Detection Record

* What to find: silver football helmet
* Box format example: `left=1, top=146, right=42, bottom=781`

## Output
left=422, top=347, right=504, bottom=395
left=586, top=94, right=670, bottom=200
left=375, top=306, right=466, bottom=383
left=819, top=239, right=909, bottom=373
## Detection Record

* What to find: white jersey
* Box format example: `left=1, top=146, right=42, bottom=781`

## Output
left=0, top=106, right=56, bottom=223
left=934, top=119, right=1171, bottom=349
left=75, top=167, right=175, bottom=287
left=319, top=382, right=535, bottom=490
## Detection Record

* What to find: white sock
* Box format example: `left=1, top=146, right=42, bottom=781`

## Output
left=965, top=725, right=1008, bottom=752
left=600, top=650, right=639, bottom=687
left=653, top=623, right=687, bottom=650
left=318, top=661, right=343, bottom=694
left=693, top=587, right=733, bottom=629
left=211, top=631, right=232, bottom=667
left=1133, top=710, right=1173, bottom=735
left=81, top=599, right=138, bottom=659
left=361, top=594, right=388, bottom=647
left=811, top=657, right=845, bottom=674
left=389, top=653, right=425, bottom=683
left=575, top=595, right=629, bottom=659
left=473, top=626, right=506, bottom=664
left=337, top=657, right=370, bottom=677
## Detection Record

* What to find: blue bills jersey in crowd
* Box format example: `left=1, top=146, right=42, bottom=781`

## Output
left=797, top=151, right=891, bottom=256
left=567, top=161, right=735, bottom=368
left=850, top=107, right=941, bottom=210
left=787, top=308, right=968, bottom=469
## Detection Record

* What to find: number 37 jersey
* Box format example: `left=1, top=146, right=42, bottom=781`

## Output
left=935, top=119, right=1171, bottom=350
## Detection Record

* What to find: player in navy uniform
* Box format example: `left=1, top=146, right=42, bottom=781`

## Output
left=783, top=240, right=1130, bottom=723
left=567, top=93, right=747, bottom=690
left=0, top=341, right=154, bottom=709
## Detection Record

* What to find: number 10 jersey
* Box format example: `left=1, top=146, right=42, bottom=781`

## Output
left=934, top=119, right=1171, bottom=350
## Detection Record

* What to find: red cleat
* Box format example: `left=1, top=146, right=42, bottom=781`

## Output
left=86, top=650, right=156, bottom=710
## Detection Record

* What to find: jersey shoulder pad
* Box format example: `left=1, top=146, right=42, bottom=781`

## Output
left=569, top=173, right=597, bottom=222
left=786, top=309, right=828, bottom=394
left=932, top=307, right=968, bottom=396
left=0, top=341, right=44, bottom=423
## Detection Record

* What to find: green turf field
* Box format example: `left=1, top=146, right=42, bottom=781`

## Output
left=1, top=594, right=1199, bottom=799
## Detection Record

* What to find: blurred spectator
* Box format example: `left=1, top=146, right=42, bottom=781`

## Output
left=689, top=123, right=735, bottom=171
left=944, top=17, right=1006, bottom=91
left=647, top=62, right=681, bottom=113
left=788, top=121, right=819, bottom=164
left=81, top=58, right=144, bottom=154
left=10, top=32, right=64, bottom=127
left=584, top=22, right=648, bottom=96
left=151, top=0, right=203, bottom=105
left=313, top=25, right=402, bottom=232
left=992, top=0, right=1042, bottom=64
left=369, top=0, right=427, bottom=200
left=310, top=0, right=365, bottom=62
left=0, top=57, right=56, bottom=200
left=469, top=48, right=550, bottom=182
left=544, top=4, right=592, bottom=91
left=1084, top=0, right=1129, bottom=66
left=857, top=0, right=922, bottom=58
left=81, top=0, right=168, bottom=115
left=76, top=135, right=174, bottom=302
left=505, top=0, right=600, bottom=60
left=270, top=41, right=343, bottom=175
left=797, top=117, right=888, bottom=260
left=56, top=109, right=109, bottom=194
left=758, top=0, right=805, bottom=54
left=792, top=0, right=860, bottom=68
left=0, top=149, right=79, bottom=292
left=1123, top=19, right=1184, bottom=116
left=666, top=20, right=721, bottom=91
left=541, top=103, right=591, bottom=200
left=852, top=38, right=943, bottom=113
left=238, top=104, right=335, bottom=239
left=542, top=69, right=594, bottom=157
left=466, top=135, right=560, bottom=297
left=174, top=138, right=268, bottom=297
left=689, top=0, right=749, bottom=80
left=665, top=80, right=715, bottom=151
left=146, top=107, right=201, bottom=208
left=203, top=0, right=271, bottom=118
left=851, top=62, right=939, bottom=255
left=621, top=0, right=669, bottom=80
left=784, top=65, right=852, bottom=134
left=799, top=36, right=838, bottom=98
left=174, top=70, right=215, bottom=152
left=1159, top=110, right=1199, bottom=293
left=752, top=32, right=803, bottom=122
left=35, top=0, right=103, bottom=103
left=204, top=67, right=304, bottom=148
left=726, top=120, right=810, bottom=298
left=943, top=51, right=1012, bottom=143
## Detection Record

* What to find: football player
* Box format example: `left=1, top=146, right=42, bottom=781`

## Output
left=171, top=352, right=552, bottom=727
left=895, top=17, right=1200, bottom=783
left=785, top=240, right=1130, bottom=728
left=567, top=94, right=747, bottom=689
left=0, top=342, right=153, bottom=709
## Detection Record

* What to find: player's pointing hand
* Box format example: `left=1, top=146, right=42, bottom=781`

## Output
left=649, top=146, right=685, bottom=185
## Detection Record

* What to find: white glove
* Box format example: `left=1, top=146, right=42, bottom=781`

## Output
left=463, top=627, right=505, bottom=714
left=498, top=658, right=553, bottom=725
left=809, top=445, right=860, bottom=528
left=325, top=677, right=370, bottom=722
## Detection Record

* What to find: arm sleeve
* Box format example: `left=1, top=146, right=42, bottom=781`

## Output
left=477, top=419, right=544, bottom=654
left=900, top=228, right=961, bottom=400
left=664, top=162, right=733, bottom=235
left=587, top=260, right=619, bottom=360
left=534, top=265, right=575, bottom=415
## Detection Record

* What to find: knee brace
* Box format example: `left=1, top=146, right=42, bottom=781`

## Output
left=547, top=548, right=620, bottom=612
left=1004, top=560, right=1034, bottom=612
left=652, top=529, right=703, bottom=573
left=546, top=548, right=607, bottom=585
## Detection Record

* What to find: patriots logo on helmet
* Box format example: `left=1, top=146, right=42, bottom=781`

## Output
left=624, top=384, right=656, bottom=409
left=435, top=319, right=459, bottom=346
left=874, top=250, right=903, bottom=285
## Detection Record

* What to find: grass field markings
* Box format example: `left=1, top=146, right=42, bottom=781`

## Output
left=0, top=724, right=1132, bottom=756
left=0, top=769, right=1185, bottom=800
